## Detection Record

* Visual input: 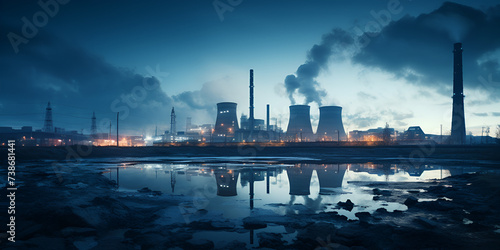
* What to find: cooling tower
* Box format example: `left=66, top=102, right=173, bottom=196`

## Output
left=287, top=165, right=313, bottom=195
left=316, top=106, right=347, bottom=141
left=450, top=43, right=466, bottom=144
left=215, top=169, right=239, bottom=196
left=286, top=105, right=313, bottom=141
left=214, top=102, right=239, bottom=139
left=315, top=164, right=347, bottom=195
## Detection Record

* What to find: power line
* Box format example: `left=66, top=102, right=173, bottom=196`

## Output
left=0, top=113, right=44, bottom=116
left=52, top=112, right=91, bottom=120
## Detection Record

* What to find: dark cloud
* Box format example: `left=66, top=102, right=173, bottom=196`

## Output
left=353, top=2, right=500, bottom=100
left=174, top=92, right=209, bottom=111
left=473, top=112, right=488, bottom=116
left=172, top=76, right=243, bottom=117
left=0, top=23, right=175, bottom=134
left=492, top=112, right=500, bottom=116
left=284, top=28, right=354, bottom=105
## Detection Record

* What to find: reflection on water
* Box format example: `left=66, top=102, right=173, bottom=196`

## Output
left=104, top=163, right=490, bottom=216
left=215, top=169, right=239, bottom=196
left=103, top=162, right=496, bottom=248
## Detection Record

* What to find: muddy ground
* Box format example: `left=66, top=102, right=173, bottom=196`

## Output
left=1, top=161, right=500, bottom=249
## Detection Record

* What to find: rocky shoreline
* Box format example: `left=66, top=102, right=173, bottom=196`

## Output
left=2, top=161, right=500, bottom=249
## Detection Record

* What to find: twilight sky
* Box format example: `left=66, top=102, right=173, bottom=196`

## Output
left=1, top=0, right=499, bottom=136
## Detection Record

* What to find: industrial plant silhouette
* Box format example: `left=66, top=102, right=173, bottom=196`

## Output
left=155, top=43, right=469, bottom=145
left=0, top=43, right=485, bottom=146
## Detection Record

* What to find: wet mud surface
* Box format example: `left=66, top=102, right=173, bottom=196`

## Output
left=2, top=161, right=500, bottom=249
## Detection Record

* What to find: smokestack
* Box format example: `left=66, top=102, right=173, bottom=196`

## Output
left=450, top=43, right=466, bottom=144
left=316, top=106, right=347, bottom=141
left=170, top=107, right=176, bottom=135
left=266, top=104, right=270, bottom=131
left=249, top=69, right=254, bottom=131
left=286, top=105, right=314, bottom=141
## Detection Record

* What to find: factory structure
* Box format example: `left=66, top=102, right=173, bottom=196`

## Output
left=0, top=102, right=147, bottom=147
left=207, top=69, right=351, bottom=143
left=4, top=43, right=497, bottom=146
left=155, top=43, right=482, bottom=145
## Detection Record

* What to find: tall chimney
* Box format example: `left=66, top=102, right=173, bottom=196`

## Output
left=266, top=104, right=270, bottom=131
left=249, top=69, right=254, bottom=132
left=450, top=43, right=466, bottom=144
left=170, top=107, right=176, bottom=142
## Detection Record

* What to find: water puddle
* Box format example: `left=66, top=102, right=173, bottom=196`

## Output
left=103, top=163, right=490, bottom=222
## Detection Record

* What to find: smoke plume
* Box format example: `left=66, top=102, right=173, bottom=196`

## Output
left=284, top=28, right=354, bottom=105
left=353, top=2, right=500, bottom=100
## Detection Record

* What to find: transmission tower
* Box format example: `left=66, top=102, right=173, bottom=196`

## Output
left=43, top=102, right=54, bottom=133
left=91, top=111, right=97, bottom=137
